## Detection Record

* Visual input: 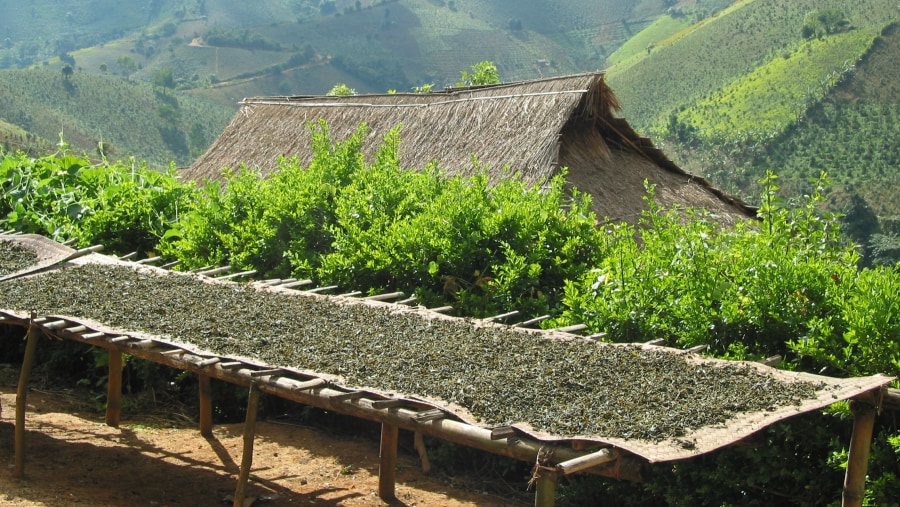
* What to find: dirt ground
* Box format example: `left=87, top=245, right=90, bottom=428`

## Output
left=0, top=365, right=525, bottom=507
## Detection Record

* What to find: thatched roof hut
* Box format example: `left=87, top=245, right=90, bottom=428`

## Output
left=185, top=72, right=755, bottom=224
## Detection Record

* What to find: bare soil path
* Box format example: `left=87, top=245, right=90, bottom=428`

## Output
left=0, top=366, right=523, bottom=507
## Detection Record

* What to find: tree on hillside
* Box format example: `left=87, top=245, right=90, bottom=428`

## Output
left=802, top=9, right=850, bottom=38
left=153, top=68, right=176, bottom=91
left=61, top=64, right=74, bottom=80
left=455, top=61, right=501, bottom=87
left=116, top=56, right=137, bottom=78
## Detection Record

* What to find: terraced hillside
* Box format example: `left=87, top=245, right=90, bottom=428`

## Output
left=605, top=0, right=900, bottom=242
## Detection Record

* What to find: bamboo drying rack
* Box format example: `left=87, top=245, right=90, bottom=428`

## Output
left=0, top=232, right=895, bottom=507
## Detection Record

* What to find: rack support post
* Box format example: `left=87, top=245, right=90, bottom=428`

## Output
left=534, top=468, right=558, bottom=507
left=842, top=392, right=877, bottom=507
left=233, top=383, right=260, bottom=507
left=15, top=325, right=40, bottom=478
left=199, top=374, right=213, bottom=437
left=379, top=423, right=399, bottom=501
left=105, top=349, right=123, bottom=427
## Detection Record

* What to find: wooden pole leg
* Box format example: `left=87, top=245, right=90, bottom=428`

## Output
left=105, top=349, right=123, bottom=427
left=842, top=393, right=877, bottom=507
left=233, top=383, right=260, bottom=507
left=534, top=468, right=558, bottom=507
left=379, top=423, right=400, bottom=501
left=15, top=325, right=41, bottom=478
left=199, top=374, right=213, bottom=438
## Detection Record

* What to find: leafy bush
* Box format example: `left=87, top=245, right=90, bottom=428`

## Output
left=162, top=121, right=604, bottom=316
left=0, top=146, right=191, bottom=255
left=3, top=128, right=900, bottom=504
left=549, top=172, right=900, bottom=378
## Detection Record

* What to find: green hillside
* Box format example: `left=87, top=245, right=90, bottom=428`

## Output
left=606, top=14, right=692, bottom=68
left=707, top=22, right=900, bottom=216
left=0, top=70, right=233, bottom=166
left=1, top=0, right=676, bottom=98
left=0, top=0, right=691, bottom=158
left=675, top=28, right=877, bottom=141
left=604, top=0, right=899, bottom=264
left=606, top=0, right=898, bottom=134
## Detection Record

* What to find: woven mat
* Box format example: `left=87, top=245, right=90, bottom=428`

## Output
left=0, top=251, right=893, bottom=464
left=0, top=234, right=76, bottom=282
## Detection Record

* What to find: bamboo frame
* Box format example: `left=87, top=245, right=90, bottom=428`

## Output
left=105, top=349, right=123, bottom=427
left=379, top=423, right=400, bottom=500
left=199, top=374, right=213, bottom=437
left=842, top=392, right=877, bottom=507
left=14, top=324, right=40, bottom=478
left=534, top=469, right=557, bottom=507
left=7, top=310, right=888, bottom=506
left=233, top=383, right=261, bottom=507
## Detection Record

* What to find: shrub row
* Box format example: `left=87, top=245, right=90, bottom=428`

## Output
left=2, top=124, right=898, bottom=505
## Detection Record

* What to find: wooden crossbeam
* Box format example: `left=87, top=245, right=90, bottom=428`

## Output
left=305, top=285, right=339, bottom=293
left=512, top=315, right=550, bottom=328
left=552, top=323, right=588, bottom=333
left=249, top=368, right=285, bottom=377
left=42, top=320, right=68, bottom=330
left=331, top=391, right=367, bottom=402
left=197, top=265, right=232, bottom=277
left=491, top=426, right=518, bottom=440
left=555, top=448, right=616, bottom=475
left=413, top=409, right=447, bottom=423
left=279, top=279, right=313, bottom=289
left=483, top=310, right=520, bottom=323
left=372, top=399, right=406, bottom=410
left=217, top=270, right=258, bottom=280
left=364, top=292, right=406, bottom=302
left=291, top=378, right=327, bottom=391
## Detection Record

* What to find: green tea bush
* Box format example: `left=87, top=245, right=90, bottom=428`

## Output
left=548, top=171, right=900, bottom=506
left=0, top=146, right=190, bottom=255
left=3, top=128, right=900, bottom=505
left=548, top=172, right=894, bottom=367
left=162, top=121, right=605, bottom=317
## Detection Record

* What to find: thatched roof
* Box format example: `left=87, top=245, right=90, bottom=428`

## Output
left=185, top=72, right=755, bottom=224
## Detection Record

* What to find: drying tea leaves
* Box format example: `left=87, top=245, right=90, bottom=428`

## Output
left=0, top=239, right=38, bottom=277
left=0, top=263, right=822, bottom=441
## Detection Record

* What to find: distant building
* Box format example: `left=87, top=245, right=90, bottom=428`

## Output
left=186, top=72, right=755, bottom=224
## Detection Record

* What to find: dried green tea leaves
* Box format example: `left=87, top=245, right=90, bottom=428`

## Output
left=0, top=239, right=38, bottom=277
left=0, top=263, right=820, bottom=441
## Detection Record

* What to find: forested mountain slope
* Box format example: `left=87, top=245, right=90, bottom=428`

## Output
left=605, top=0, right=900, bottom=264
left=0, top=70, right=233, bottom=166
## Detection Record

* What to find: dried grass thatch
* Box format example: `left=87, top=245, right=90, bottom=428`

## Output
left=185, top=72, right=755, bottom=224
